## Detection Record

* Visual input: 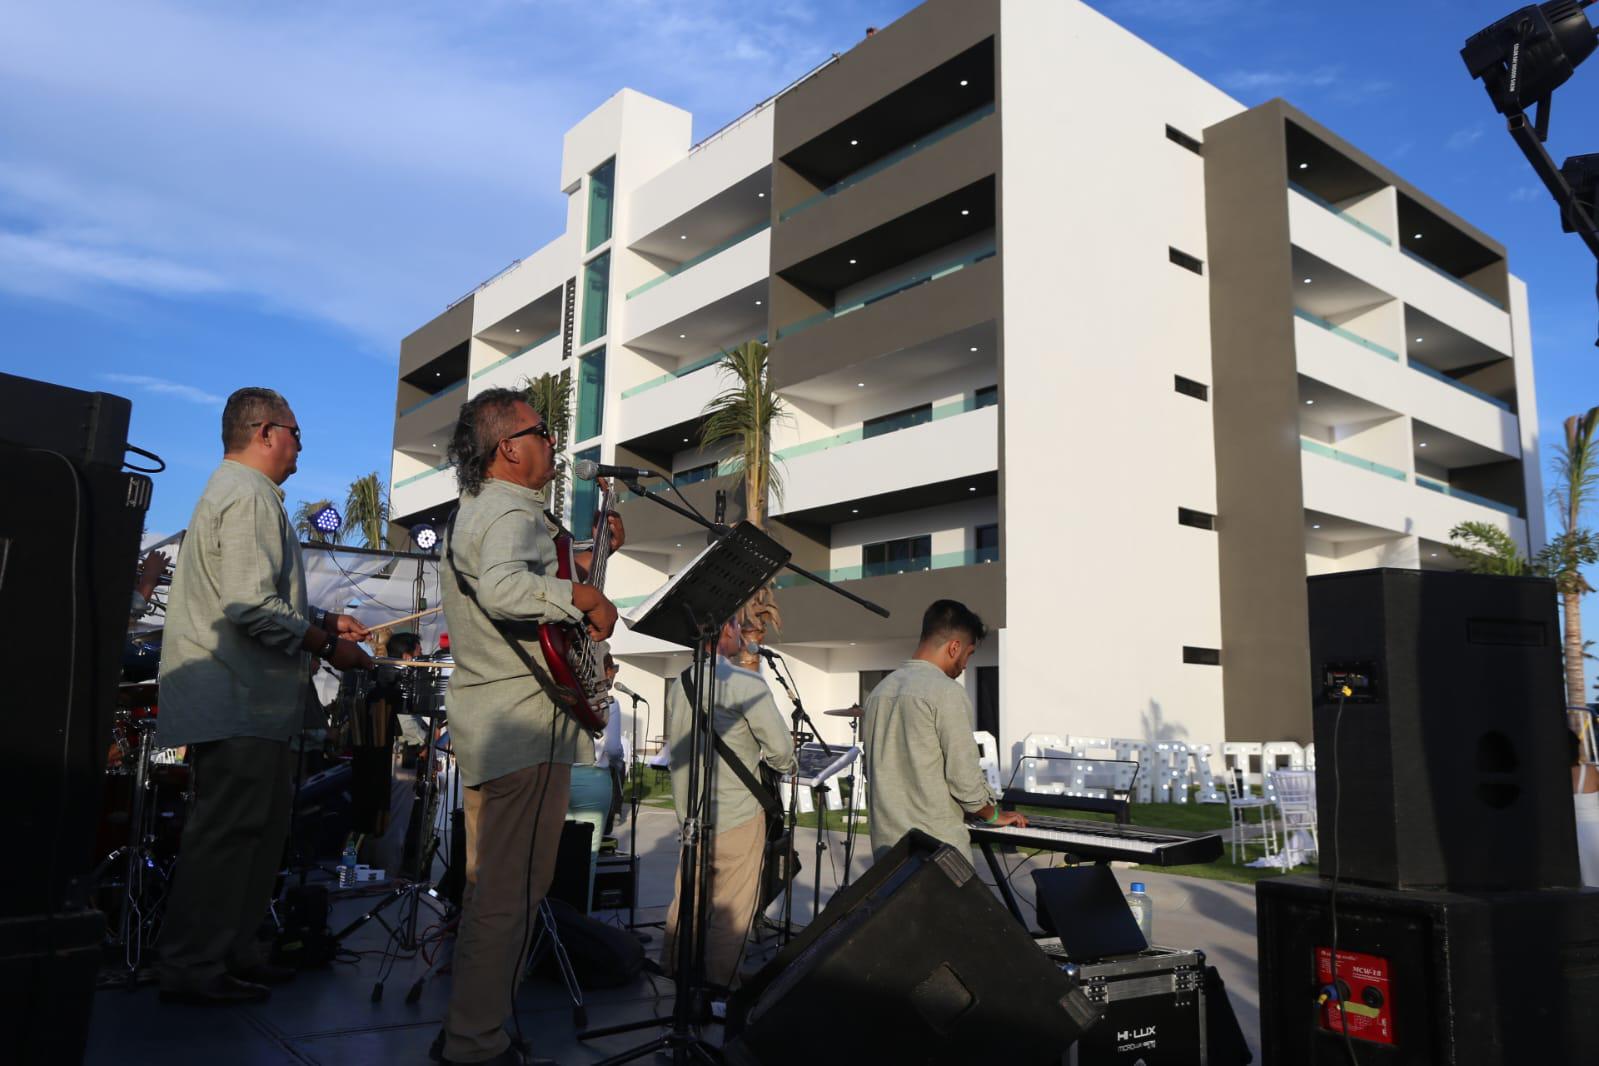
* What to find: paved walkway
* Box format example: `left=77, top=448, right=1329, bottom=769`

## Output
left=86, top=807, right=1260, bottom=1063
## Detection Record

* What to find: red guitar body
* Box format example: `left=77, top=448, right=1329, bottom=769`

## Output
left=537, top=530, right=610, bottom=734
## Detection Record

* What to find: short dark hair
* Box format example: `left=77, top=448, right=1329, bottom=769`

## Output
left=221, top=387, right=290, bottom=451
left=387, top=632, right=422, bottom=658
left=919, top=599, right=987, bottom=646
left=448, top=388, right=527, bottom=496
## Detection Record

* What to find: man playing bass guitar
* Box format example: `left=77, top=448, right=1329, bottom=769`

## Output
left=434, top=388, right=622, bottom=1066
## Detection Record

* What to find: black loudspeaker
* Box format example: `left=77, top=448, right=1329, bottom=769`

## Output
left=1307, top=568, right=1576, bottom=891
left=0, top=910, right=105, bottom=1066
left=548, top=820, right=596, bottom=913
left=725, top=830, right=1102, bottom=1066
left=1257, top=875, right=1599, bottom=1064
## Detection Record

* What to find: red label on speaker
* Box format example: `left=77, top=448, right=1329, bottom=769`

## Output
left=1316, top=948, right=1395, bottom=1046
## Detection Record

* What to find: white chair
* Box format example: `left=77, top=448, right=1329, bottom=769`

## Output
left=1271, top=769, right=1319, bottom=868
left=1225, top=766, right=1278, bottom=864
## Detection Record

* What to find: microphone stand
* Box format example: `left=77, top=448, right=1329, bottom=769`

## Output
left=618, top=687, right=650, bottom=938
left=764, top=655, right=830, bottom=945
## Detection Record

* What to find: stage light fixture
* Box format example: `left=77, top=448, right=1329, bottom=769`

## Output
left=412, top=523, right=439, bottom=551
left=312, top=504, right=342, bottom=536
left=1558, top=152, right=1599, bottom=230
left=1462, top=1, right=1597, bottom=117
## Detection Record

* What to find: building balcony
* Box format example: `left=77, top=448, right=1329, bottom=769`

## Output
left=770, top=248, right=998, bottom=390
left=1288, top=188, right=1511, bottom=357
left=1293, top=312, right=1519, bottom=459
left=1299, top=438, right=1526, bottom=549
left=390, top=460, right=457, bottom=521
left=470, top=330, right=562, bottom=395
left=621, top=225, right=769, bottom=347
left=773, top=549, right=1003, bottom=645
left=617, top=352, right=725, bottom=445
left=394, top=380, right=466, bottom=451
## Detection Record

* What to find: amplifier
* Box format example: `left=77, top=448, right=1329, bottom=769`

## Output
left=592, top=853, right=634, bottom=911
left=1061, top=948, right=1207, bottom=1066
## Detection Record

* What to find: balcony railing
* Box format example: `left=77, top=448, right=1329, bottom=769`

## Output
left=625, top=220, right=770, bottom=301
left=620, top=333, right=767, bottom=401
left=1300, top=438, right=1407, bottom=481
left=1288, top=182, right=1392, bottom=246
left=471, top=329, right=560, bottom=381
left=772, top=395, right=986, bottom=462
left=1294, top=308, right=1399, bottom=362
left=398, top=378, right=467, bottom=418
left=1415, top=476, right=1520, bottom=516
left=394, top=462, right=452, bottom=490
left=1407, top=359, right=1514, bottom=412
left=772, top=547, right=998, bottom=590
left=776, top=246, right=996, bottom=341
left=780, top=103, right=997, bottom=222
left=1399, top=247, right=1505, bottom=310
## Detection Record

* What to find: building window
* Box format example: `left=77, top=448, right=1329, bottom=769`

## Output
left=581, top=253, right=610, bottom=345
left=859, top=669, right=893, bottom=705
left=863, top=535, right=932, bottom=578
left=576, top=348, right=606, bottom=443
left=974, top=523, right=999, bottom=564
left=587, top=158, right=615, bottom=252
left=1169, top=247, right=1204, bottom=275
left=1174, top=375, right=1209, bottom=401
left=974, top=385, right=998, bottom=410
left=1178, top=507, right=1216, bottom=530
left=864, top=403, right=932, bottom=440
left=1165, top=125, right=1203, bottom=155
left=1183, top=646, right=1221, bottom=666
left=571, top=445, right=601, bottom=529
left=674, top=462, right=718, bottom=486
left=975, top=665, right=999, bottom=739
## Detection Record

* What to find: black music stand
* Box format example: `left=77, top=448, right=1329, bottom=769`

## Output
left=580, top=521, right=790, bottom=1065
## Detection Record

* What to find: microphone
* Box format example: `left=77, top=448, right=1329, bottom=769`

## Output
left=613, top=680, right=645, bottom=703
left=573, top=459, right=660, bottom=482
left=757, top=646, right=782, bottom=667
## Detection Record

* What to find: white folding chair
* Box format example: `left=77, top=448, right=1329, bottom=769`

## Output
left=1225, top=766, right=1278, bottom=865
left=1270, top=769, right=1319, bottom=868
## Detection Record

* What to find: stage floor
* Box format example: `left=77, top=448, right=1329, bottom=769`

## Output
left=84, top=806, right=1261, bottom=1063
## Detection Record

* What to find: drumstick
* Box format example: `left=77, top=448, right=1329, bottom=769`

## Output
left=372, top=657, right=453, bottom=669
left=366, top=604, right=444, bottom=629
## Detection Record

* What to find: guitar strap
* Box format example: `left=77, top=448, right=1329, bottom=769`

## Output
left=677, top=666, right=783, bottom=824
left=444, top=507, right=578, bottom=708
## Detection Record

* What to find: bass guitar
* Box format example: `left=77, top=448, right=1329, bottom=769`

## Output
left=538, top=476, right=618, bottom=735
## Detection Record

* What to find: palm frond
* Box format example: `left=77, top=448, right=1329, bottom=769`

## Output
left=1446, top=521, right=1535, bottom=576
left=344, top=472, right=388, bottom=549
left=520, top=369, right=574, bottom=513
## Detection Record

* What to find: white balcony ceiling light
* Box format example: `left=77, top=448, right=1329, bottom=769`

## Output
left=679, top=333, right=686, bottom=339
left=851, top=508, right=859, bottom=514
left=758, top=192, right=766, bottom=198
left=1312, top=523, right=1321, bottom=529
left=1305, top=399, right=1315, bottom=405
left=1419, top=441, right=1428, bottom=448
left=1413, top=232, right=1423, bottom=239
left=961, top=209, right=970, bottom=216
left=755, top=299, right=763, bottom=305
left=968, top=486, right=977, bottom=492
left=969, top=346, right=979, bottom=352
left=1431, top=552, right=1438, bottom=558
left=850, top=139, right=859, bottom=146
left=515, top=328, right=521, bottom=333
left=849, top=258, right=857, bottom=265
left=1298, top=162, right=1308, bottom=170
left=1414, top=336, right=1423, bottom=343
left=680, top=235, right=687, bottom=240
left=960, top=79, right=969, bottom=86
left=856, top=382, right=865, bottom=387
left=1302, top=277, right=1312, bottom=284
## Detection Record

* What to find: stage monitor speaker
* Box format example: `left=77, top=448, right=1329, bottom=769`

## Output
left=1257, top=874, right=1599, bottom=1064
left=1307, top=568, right=1576, bottom=892
left=725, top=830, right=1102, bottom=1066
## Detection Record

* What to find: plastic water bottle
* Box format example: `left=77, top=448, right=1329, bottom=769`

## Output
left=1125, top=881, right=1153, bottom=944
left=339, top=841, right=358, bottom=889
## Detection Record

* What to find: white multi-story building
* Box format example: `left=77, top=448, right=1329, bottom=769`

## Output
left=389, top=0, right=1541, bottom=774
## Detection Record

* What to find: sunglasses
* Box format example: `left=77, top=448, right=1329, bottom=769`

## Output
left=501, top=422, right=556, bottom=446
left=252, top=421, right=302, bottom=445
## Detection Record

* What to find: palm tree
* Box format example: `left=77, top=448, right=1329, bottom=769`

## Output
left=699, top=339, right=789, bottom=637
left=1549, top=407, right=1599, bottom=708
left=293, top=498, right=343, bottom=544
left=521, top=369, right=573, bottom=516
left=345, top=472, right=388, bottom=549
left=1447, top=521, right=1533, bottom=575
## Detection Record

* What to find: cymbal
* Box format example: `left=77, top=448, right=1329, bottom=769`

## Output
left=823, top=705, right=863, bottom=718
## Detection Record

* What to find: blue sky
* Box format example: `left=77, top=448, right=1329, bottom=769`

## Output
left=0, top=0, right=1594, bottom=638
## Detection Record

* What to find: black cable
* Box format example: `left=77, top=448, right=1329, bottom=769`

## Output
left=1327, top=689, right=1360, bottom=1066
left=324, top=549, right=417, bottom=612
left=123, top=443, right=166, bottom=473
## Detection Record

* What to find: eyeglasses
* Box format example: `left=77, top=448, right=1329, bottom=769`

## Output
left=501, top=422, right=555, bottom=447
left=251, top=421, right=302, bottom=445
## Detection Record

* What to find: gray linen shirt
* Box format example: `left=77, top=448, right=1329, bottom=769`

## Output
left=666, top=658, right=796, bottom=833
left=441, top=479, right=588, bottom=788
left=156, top=461, right=311, bottom=748
left=862, top=658, right=997, bottom=860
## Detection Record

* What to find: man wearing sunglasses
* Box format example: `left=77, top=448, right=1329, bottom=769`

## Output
left=434, top=387, right=622, bottom=1066
left=157, top=387, right=374, bottom=1005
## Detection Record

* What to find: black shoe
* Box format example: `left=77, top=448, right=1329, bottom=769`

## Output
left=430, top=1029, right=539, bottom=1064
left=158, top=974, right=271, bottom=1006
left=229, top=961, right=296, bottom=986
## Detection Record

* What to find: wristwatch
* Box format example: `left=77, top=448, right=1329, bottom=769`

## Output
left=320, top=632, right=340, bottom=660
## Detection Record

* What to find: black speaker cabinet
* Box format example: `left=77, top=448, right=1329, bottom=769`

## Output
left=725, top=830, right=1102, bottom=1066
left=1257, top=875, right=1599, bottom=1065
left=1307, top=568, right=1576, bottom=891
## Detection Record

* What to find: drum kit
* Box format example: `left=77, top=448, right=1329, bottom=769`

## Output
left=90, top=680, right=189, bottom=986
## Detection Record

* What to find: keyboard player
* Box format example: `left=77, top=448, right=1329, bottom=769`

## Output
left=861, top=599, right=1027, bottom=863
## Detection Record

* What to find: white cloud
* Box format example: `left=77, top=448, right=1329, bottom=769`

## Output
left=0, top=229, right=228, bottom=299
left=102, top=373, right=226, bottom=407
left=1446, top=126, right=1485, bottom=151
left=1510, top=185, right=1543, bottom=202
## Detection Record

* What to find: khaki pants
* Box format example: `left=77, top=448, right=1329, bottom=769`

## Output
left=443, top=762, right=571, bottom=1064
left=158, top=737, right=294, bottom=989
left=659, top=813, right=766, bottom=990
